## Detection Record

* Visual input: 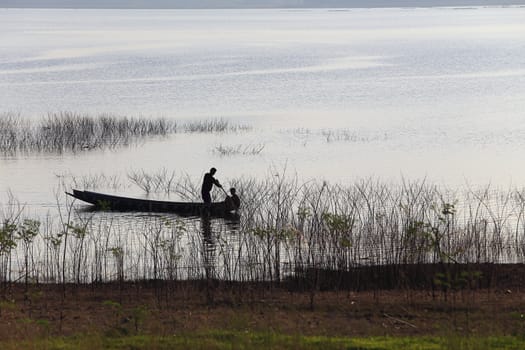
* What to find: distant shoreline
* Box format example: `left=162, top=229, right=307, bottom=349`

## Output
left=2, top=0, right=525, bottom=9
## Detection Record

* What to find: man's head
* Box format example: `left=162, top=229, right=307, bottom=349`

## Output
left=230, top=188, right=236, bottom=195
left=210, top=167, right=217, bottom=175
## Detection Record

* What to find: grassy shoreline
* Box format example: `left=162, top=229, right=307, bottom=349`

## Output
left=2, top=333, right=525, bottom=350
left=2, top=280, right=525, bottom=348
left=4, top=172, right=525, bottom=347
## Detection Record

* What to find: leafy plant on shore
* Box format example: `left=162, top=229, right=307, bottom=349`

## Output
left=0, top=220, right=18, bottom=285
left=16, top=219, right=40, bottom=295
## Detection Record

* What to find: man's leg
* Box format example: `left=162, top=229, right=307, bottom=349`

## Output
left=202, top=191, right=211, bottom=204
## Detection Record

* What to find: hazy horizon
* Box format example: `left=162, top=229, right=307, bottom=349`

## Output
left=2, top=0, right=525, bottom=8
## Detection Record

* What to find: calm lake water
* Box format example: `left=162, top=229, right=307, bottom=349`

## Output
left=1, top=7, right=525, bottom=212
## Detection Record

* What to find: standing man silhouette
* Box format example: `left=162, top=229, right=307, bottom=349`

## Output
left=201, top=167, right=222, bottom=203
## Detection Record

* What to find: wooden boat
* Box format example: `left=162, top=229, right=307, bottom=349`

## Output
left=66, top=189, right=238, bottom=217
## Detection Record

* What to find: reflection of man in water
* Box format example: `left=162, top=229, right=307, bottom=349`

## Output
left=201, top=167, right=222, bottom=204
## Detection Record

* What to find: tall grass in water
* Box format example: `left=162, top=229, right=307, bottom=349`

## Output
left=3, top=175, right=525, bottom=292
left=213, top=143, right=265, bottom=156
left=0, top=113, right=254, bottom=154
left=4, top=177, right=525, bottom=344
left=183, top=119, right=251, bottom=133
left=0, top=112, right=177, bottom=154
left=127, top=168, right=176, bottom=194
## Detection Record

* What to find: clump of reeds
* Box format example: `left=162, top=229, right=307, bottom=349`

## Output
left=5, top=173, right=525, bottom=294
left=0, top=112, right=177, bottom=154
left=0, top=113, right=32, bottom=153
left=0, top=113, right=255, bottom=154
left=183, top=119, right=251, bottom=133
left=213, top=143, right=265, bottom=156
left=66, top=172, right=128, bottom=191
left=321, top=129, right=368, bottom=143
left=127, top=168, right=177, bottom=194
left=285, top=127, right=385, bottom=143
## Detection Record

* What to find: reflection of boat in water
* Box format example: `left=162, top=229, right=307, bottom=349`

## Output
left=66, top=189, right=239, bottom=218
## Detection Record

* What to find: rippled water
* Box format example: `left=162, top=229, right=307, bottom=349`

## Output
left=1, top=7, right=525, bottom=210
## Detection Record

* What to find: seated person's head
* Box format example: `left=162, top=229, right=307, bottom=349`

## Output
left=230, top=188, right=236, bottom=195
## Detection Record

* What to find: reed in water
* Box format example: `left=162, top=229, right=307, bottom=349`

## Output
left=2, top=173, right=525, bottom=291
left=0, top=112, right=177, bottom=153
left=0, top=112, right=252, bottom=154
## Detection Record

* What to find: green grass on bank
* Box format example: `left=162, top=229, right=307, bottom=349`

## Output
left=1, top=331, right=525, bottom=350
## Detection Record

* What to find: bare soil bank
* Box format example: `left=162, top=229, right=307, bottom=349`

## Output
left=1, top=263, right=525, bottom=341
left=291, top=263, right=525, bottom=291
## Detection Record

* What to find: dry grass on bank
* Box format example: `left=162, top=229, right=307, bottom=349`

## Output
left=2, top=280, right=525, bottom=342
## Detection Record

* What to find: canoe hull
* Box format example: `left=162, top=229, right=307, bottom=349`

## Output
left=67, top=190, right=235, bottom=216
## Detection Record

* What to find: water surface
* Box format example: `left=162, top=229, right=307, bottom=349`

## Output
left=1, top=7, right=525, bottom=210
